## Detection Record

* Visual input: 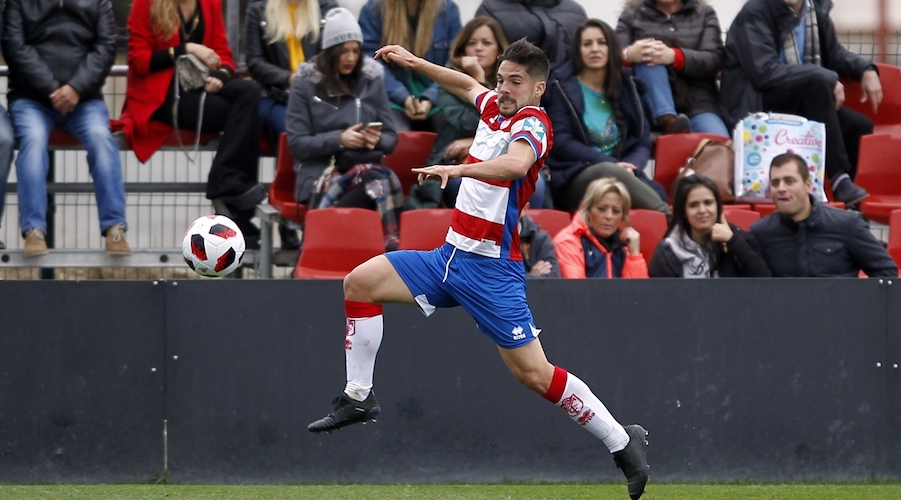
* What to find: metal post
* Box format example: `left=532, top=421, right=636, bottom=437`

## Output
left=226, top=0, right=240, bottom=63
left=40, top=154, right=56, bottom=280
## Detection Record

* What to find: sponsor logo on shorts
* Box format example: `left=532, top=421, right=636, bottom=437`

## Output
left=560, top=394, right=583, bottom=416
left=512, top=326, right=526, bottom=341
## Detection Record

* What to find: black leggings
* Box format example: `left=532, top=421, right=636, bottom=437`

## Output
left=151, top=78, right=262, bottom=199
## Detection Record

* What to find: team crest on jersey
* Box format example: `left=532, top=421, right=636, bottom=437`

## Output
left=520, top=116, right=547, bottom=142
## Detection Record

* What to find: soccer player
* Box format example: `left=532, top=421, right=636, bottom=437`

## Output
left=307, top=39, right=651, bottom=499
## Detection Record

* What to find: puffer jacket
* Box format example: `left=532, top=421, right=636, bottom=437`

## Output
left=245, top=0, right=339, bottom=103
left=543, top=61, right=662, bottom=201
left=3, top=0, right=116, bottom=107
left=285, top=57, right=398, bottom=203
left=750, top=196, right=897, bottom=277
left=553, top=214, right=649, bottom=279
left=616, top=0, right=724, bottom=118
left=475, top=0, right=586, bottom=69
left=359, top=0, right=461, bottom=106
left=721, top=0, right=875, bottom=128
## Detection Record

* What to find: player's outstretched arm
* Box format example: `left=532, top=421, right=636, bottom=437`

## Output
left=412, top=140, right=535, bottom=188
left=375, top=45, right=485, bottom=105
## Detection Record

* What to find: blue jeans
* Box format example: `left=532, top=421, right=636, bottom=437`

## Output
left=259, top=97, right=287, bottom=147
left=0, top=106, right=15, bottom=230
left=10, top=98, right=126, bottom=235
left=633, top=63, right=730, bottom=136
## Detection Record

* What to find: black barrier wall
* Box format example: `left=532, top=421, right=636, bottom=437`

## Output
left=1, top=279, right=899, bottom=483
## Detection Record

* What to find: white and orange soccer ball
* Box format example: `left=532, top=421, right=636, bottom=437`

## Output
left=182, top=215, right=246, bottom=277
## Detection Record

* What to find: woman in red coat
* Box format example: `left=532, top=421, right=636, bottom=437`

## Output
left=553, top=177, right=649, bottom=279
left=120, top=0, right=264, bottom=244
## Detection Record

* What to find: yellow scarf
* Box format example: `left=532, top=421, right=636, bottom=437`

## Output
left=286, top=3, right=305, bottom=71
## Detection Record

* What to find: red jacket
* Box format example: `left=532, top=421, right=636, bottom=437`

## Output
left=116, top=0, right=235, bottom=163
left=553, top=214, right=649, bottom=279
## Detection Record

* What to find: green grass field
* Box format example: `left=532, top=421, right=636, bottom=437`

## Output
left=2, top=484, right=900, bottom=500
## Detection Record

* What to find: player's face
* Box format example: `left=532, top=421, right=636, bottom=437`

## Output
left=770, top=162, right=812, bottom=219
left=685, top=186, right=717, bottom=235
left=496, top=60, right=545, bottom=118
left=465, top=25, right=499, bottom=73
left=338, top=42, right=361, bottom=75
left=588, top=192, right=624, bottom=238
left=579, top=27, right=608, bottom=71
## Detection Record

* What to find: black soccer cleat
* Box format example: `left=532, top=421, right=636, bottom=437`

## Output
left=307, top=391, right=380, bottom=434
left=612, top=424, right=650, bottom=500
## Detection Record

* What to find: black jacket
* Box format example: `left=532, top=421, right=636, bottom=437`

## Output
left=475, top=0, right=586, bottom=70
left=649, top=223, right=772, bottom=277
left=520, top=213, right=560, bottom=278
left=616, top=0, right=724, bottom=118
left=245, top=0, right=339, bottom=103
left=3, top=0, right=116, bottom=106
left=720, top=0, right=875, bottom=127
left=543, top=61, right=662, bottom=200
left=750, top=196, right=898, bottom=277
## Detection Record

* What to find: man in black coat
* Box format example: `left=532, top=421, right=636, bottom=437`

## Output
left=721, top=0, right=883, bottom=207
left=750, top=153, right=897, bottom=278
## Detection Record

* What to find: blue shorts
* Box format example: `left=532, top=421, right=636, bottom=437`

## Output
left=385, top=243, right=541, bottom=349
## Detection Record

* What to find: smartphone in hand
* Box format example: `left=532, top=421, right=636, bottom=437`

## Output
left=363, top=122, right=383, bottom=130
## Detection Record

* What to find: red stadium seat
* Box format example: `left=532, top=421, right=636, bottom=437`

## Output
left=856, top=133, right=901, bottom=225
left=653, top=132, right=731, bottom=198
left=627, top=209, right=668, bottom=263
left=888, top=209, right=901, bottom=276
left=269, top=133, right=308, bottom=225
left=525, top=209, right=571, bottom=237
left=382, top=131, right=438, bottom=196
left=294, top=208, right=384, bottom=279
left=398, top=209, right=453, bottom=250
left=722, top=208, right=760, bottom=231
left=841, top=63, right=901, bottom=135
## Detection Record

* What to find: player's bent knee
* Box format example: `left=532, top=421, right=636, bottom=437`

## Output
left=514, top=369, right=551, bottom=395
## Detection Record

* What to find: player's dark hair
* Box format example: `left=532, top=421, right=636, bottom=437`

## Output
left=770, top=152, right=810, bottom=182
left=497, top=38, right=549, bottom=82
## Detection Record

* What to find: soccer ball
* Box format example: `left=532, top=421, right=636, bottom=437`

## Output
left=182, top=215, right=246, bottom=277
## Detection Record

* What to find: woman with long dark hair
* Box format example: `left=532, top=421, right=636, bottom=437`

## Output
left=285, top=8, right=401, bottom=250
left=649, top=174, right=770, bottom=277
left=543, top=19, right=670, bottom=216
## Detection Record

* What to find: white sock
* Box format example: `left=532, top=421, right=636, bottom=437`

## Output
left=545, top=366, right=629, bottom=452
left=343, top=314, right=383, bottom=401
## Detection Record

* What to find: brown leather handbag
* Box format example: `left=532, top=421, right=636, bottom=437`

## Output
left=671, top=138, right=735, bottom=203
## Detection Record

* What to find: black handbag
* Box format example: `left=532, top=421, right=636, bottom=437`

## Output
left=334, top=149, right=384, bottom=173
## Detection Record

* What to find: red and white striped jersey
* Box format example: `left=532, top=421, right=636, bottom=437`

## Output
left=445, top=90, right=554, bottom=260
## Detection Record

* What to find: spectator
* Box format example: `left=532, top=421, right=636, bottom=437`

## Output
left=0, top=6, right=15, bottom=251
left=475, top=0, right=586, bottom=70
left=245, top=0, right=337, bottom=250
left=286, top=7, right=402, bottom=251
left=543, top=19, right=670, bottom=217
left=520, top=210, right=560, bottom=278
left=750, top=153, right=897, bottom=277
left=721, top=0, right=881, bottom=207
left=617, top=0, right=728, bottom=136
left=554, top=177, right=648, bottom=279
left=424, top=16, right=546, bottom=209
left=120, top=0, right=265, bottom=247
left=3, top=0, right=130, bottom=257
left=649, top=175, right=771, bottom=277
left=359, top=0, right=461, bottom=132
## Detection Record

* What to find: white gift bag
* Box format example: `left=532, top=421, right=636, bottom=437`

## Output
left=732, top=112, right=827, bottom=203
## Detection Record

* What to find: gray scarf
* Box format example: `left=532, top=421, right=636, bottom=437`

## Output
left=663, top=230, right=718, bottom=279
left=782, top=0, right=821, bottom=66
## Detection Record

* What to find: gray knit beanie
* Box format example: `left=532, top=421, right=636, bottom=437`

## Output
left=321, top=7, right=363, bottom=50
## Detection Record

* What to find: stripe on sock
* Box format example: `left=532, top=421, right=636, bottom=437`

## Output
left=344, top=300, right=383, bottom=318
left=543, top=365, right=568, bottom=403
